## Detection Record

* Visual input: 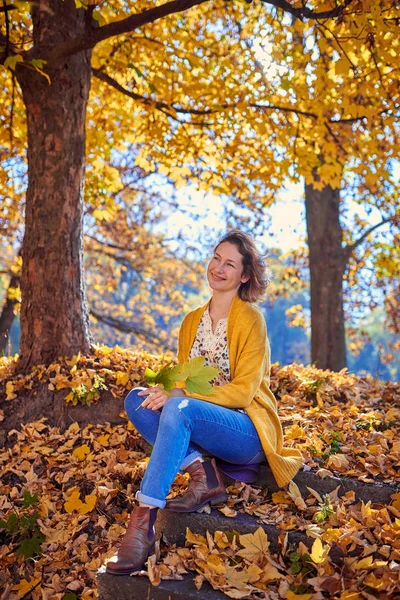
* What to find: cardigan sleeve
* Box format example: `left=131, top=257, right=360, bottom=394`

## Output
left=178, top=313, right=191, bottom=364
left=184, top=314, right=269, bottom=409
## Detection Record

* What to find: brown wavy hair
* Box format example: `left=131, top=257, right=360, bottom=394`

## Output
left=214, top=230, right=270, bottom=303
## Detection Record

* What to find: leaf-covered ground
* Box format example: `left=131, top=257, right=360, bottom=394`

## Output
left=1, top=349, right=399, bottom=599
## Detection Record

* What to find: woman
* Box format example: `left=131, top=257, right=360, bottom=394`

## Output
left=106, top=230, right=303, bottom=575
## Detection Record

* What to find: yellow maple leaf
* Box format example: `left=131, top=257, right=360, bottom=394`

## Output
left=64, top=490, right=96, bottom=514
left=310, top=537, right=330, bottom=564
left=260, top=562, right=284, bottom=582
left=204, top=553, right=226, bottom=575
left=97, top=434, right=110, bottom=445
left=64, top=490, right=83, bottom=513
left=225, top=566, right=249, bottom=589
left=271, top=491, right=292, bottom=505
left=79, top=494, right=97, bottom=515
left=72, top=444, right=91, bottom=461
left=237, top=527, right=269, bottom=562
left=340, top=592, right=363, bottom=600
left=64, top=391, right=74, bottom=403
left=12, top=577, right=41, bottom=597
left=6, top=381, right=16, bottom=400
left=321, top=528, right=341, bottom=543
left=186, top=528, right=207, bottom=546
left=285, top=424, right=306, bottom=440
left=68, top=422, right=80, bottom=433
left=66, top=352, right=81, bottom=367
left=246, top=563, right=263, bottom=582
left=115, top=371, right=129, bottom=385
left=352, top=556, right=388, bottom=570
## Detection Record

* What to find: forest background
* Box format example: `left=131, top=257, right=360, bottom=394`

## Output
left=0, top=0, right=399, bottom=383
left=1, top=187, right=399, bottom=381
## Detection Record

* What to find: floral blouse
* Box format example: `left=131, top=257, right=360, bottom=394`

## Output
left=189, top=306, right=230, bottom=387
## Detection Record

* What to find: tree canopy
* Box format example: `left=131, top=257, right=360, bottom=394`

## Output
left=0, top=0, right=398, bottom=370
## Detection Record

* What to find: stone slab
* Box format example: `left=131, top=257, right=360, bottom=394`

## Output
left=227, top=466, right=400, bottom=505
left=97, top=570, right=228, bottom=600
left=157, top=507, right=309, bottom=551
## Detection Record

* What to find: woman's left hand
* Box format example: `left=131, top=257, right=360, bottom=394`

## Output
left=137, top=386, right=169, bottom=411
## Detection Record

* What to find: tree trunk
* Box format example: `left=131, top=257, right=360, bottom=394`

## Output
left=16, top=0, right=92, bottom=370
left=305, top=182, right=347, bottom=371
left=0, top=272, right=20, bottom=355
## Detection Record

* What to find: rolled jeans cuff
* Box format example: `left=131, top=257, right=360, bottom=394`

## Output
left=135, top=490, right=166, bottom=509
left=180, top=450, right=202, bottom=471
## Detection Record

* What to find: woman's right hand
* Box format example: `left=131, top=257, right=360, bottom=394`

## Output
left=137, top=386, right=186, bottom=410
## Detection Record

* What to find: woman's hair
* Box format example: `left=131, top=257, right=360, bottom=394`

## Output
left=214, top=230, right=270, bottom=303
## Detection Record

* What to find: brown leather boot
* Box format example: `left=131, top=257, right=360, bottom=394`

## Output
left=165, top=458, right=227, bottom=513
left=106, top=505, right=158, bottom=575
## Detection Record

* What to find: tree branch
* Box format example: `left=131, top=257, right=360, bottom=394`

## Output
left=43, top=0, right=210, bottom=64
left=90, top=307, right=175, bottom=351
left=38, top=0, right=357, bottom=65
left=92, top=68, right=215, bottom=125
left=345, top=215, right=397, bottom=257
left=2, top=0, right=11, bottom=57
left=261, top=0, right=355, bottom=21
left=94, top=68, right=337, bottom=125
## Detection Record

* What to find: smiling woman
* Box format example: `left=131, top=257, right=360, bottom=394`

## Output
left=105, top=229, right=303, bottom=576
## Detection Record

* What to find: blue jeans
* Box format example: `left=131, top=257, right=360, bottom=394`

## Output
left=124, top=388, right=265, bottom=508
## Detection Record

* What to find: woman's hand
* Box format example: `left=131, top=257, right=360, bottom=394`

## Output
left=137, top=386, right=186, bottom=411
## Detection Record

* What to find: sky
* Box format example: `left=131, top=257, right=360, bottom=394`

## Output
left=166, top=181, right=306, bottom=254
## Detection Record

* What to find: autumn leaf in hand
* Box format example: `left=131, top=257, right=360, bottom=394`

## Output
left=174, top=356, right=219, bottom=395
left=145, top=357, right=219, bottom=395
left=144, top=364, right=181, bottom=391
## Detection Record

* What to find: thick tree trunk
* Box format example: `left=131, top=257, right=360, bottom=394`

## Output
left=16, top=0, right=92, bottom=370
left=305, top=182, right=347, bottom=371
left=0, top=272, right=20, bottom=355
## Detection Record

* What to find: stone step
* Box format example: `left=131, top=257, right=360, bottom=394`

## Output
left=97, top=506, right=347, bottom=600
left=243, top=466, right=399, bottom=505
left=99, top=470, right=396, bottom=600
left=157, top=507, right=309, bottom=553
left=97, top=470, right=399, bottom=600
left=97, top=571, right=227, bottom=600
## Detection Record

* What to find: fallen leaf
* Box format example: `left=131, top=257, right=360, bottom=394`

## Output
left=310, top=537, right=330, bottom=564
left=218, top=505, right=237, bottom=518
left=72, top=444, right=90, bottom=461
left=11, top=578, right=41, bottom=597
left=237, top=527, right=269, bottom=562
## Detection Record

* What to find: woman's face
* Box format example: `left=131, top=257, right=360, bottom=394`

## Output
left=207, top=242, right=249, bottom=294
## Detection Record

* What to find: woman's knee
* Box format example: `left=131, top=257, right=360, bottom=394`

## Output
left=124, top=387, right=145, bottom=417
left=160, top=396, right=190, bottom=423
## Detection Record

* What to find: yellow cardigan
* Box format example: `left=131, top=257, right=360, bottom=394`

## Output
left=178, top=295, right=303, bottom=487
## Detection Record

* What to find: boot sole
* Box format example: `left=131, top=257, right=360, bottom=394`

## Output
left=165, top=492, right=228, bottom=513
left=105, top=542, right=155, bottom=576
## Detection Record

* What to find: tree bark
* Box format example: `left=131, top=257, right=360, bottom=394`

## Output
left=305, top=182, right=347, bottom=371
left=0, top=272, right=20, bottom=355
left=16, top=0, right=92, bottom=370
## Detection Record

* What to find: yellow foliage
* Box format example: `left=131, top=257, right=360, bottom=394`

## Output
left=11, top=577, right=41, bottom=597
left=64, top=489, right=97, bottom=515
left=72, top=444, right=91, bottom=461
left=309, top=538, right=330, bottom=564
